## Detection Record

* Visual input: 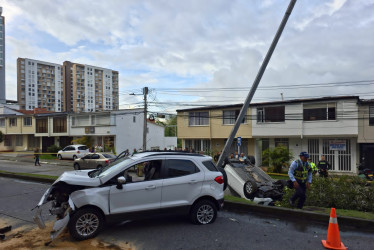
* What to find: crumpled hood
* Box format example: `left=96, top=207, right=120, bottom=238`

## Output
left=53, top=170, right=101, bottom=187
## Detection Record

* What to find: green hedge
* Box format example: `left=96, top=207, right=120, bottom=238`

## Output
left=278, top=176, right=374, bottom=212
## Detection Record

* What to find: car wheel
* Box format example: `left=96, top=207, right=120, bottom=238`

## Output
left=96, top=165, right=103, bottom=170
left=58, top=154, right=62, bottom=160
left=218, top=167, right=228, bottom=191
left=73, top=155, right=77, bottom=160
left=243, top=179, right=258, bottom=200
left=68, top=208, right=104, bottom=241
left=190, top=200, right=217, bottom=225
left=74, top=163, right=80, bottom=170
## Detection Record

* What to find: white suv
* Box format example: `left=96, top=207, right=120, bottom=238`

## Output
left=57, top=144, right=89, bottom=160
left=34, top=152, right=225, bottom=240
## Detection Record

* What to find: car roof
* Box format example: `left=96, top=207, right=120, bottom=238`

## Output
left=130, top=151, right=212, bottom=161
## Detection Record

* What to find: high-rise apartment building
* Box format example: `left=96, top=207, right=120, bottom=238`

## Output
left=17, top=58, right=63, bottom=111
left=62, top=61, right=119, bottom=112
left=17, top=58, right=119, bottom=112
left=0, top=7, right=6, bottom=104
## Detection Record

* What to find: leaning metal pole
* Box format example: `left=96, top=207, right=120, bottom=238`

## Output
left=216, top=0, right=297, bottom=168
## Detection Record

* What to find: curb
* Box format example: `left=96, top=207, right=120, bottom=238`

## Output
left=1, top=169, right=374, bottom=228
left=224, top=200, right=374, bottom=228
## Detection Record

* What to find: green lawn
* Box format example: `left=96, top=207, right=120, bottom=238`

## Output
left=39, top=154, right=58, bottom=160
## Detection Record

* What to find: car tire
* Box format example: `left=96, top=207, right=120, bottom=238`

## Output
left=243, top=179, right=258, bottom=200
left=73, top=155, right=77, bottom=160
left=190, top=200, right=217, bottom=225
left=68, top=208, right=104, bottom=241
left=218, top=167, right=228, bottom=191
left=58, top=154, right=62, bottom=160
left=74, top=163, right=80, bottom=170
left=96, top=165, right=102, bottom=170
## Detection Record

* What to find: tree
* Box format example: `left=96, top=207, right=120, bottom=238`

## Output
left=0, top=130, right=3, bottom=143
left=262, top=145, right=293, bottom=173
left=71, top=136, right=94, bottom=149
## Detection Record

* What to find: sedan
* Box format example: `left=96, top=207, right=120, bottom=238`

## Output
left=73, top=153, right=115, bottom=170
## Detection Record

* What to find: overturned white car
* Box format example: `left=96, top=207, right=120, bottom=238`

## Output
left=224, top=158, right=287, bottom=204
left=33, top=152, right=225, bottom=240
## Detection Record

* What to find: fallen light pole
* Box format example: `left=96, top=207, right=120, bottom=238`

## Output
left=216, top=0, right=298, bottom=168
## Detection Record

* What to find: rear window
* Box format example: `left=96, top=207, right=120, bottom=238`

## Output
left=166, top=159, right=200, bottom=178
left=103, top=154, right=114, bottom=158
left=202, top=160, right=219, bottom=172
left=78, top=146, right=88, bottom=150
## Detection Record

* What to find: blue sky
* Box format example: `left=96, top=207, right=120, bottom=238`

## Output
left=1, top=0, right=374, bottom=114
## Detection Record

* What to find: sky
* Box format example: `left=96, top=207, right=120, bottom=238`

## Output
left=1, top=0, right=374, bottom=114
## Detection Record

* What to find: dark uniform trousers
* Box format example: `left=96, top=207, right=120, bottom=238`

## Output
left=290, top=181, right=306, bottom=209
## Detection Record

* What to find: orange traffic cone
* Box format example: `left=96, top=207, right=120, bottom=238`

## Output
left=321, top=208, right=347, bottom=250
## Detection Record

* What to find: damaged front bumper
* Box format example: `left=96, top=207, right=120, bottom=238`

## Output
left=33, top=187, right=75, bottom=240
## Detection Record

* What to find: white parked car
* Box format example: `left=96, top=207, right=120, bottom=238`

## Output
left=33, top=152, right=225, bottom=240
left=57, top=145, right=89, bottom=160
left=224, top=158, right=286, bottom=203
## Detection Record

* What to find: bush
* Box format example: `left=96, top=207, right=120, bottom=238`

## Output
left=262, top=146, right=293, bottom=173
left=0, top=130, right=3, bottom=143
left=47, top=145, right=62, bottom=156
left=277, top=176, right=374, bottom=212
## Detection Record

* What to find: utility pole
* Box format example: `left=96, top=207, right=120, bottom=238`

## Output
left=143, top=87, right=148, bottom=151
left=217, top=0, right=297, bottom=168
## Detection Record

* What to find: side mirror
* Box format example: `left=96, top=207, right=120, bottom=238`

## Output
left=116, top=176, right=126, bottom=189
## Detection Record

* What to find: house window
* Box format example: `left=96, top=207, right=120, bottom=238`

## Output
left=275, top=138, right=289, bottom=149
left=53, top=117, right=67, bottom=133
left=257, top=106, right=285, bottom=123
left=72, top=117, right=75, bottom=126
left=369, top=106, right=374, bottom=126
left=16, top=135, right=23, bottom=146
left=24, top=117, right=32, bottom=126
left=223, top=110, right=245, bottom=125
left=0, top=118, right=5, bottom=127
left=36, top=118, right=48, bottom=133
left=4, top=135, right=12, bottom=146
left=188, top=112, right=209, bottom=126
left=303, top=103, right=336, bottom=121
left=9, top=118, right=17, bottom=127
left=91, top=115, right=95, bottom=125
left=133, top=116, right=136, bottom=123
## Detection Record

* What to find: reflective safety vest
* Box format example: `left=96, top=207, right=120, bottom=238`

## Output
left=293, top=160, right=311, bottom=182
left=310, top=162, right=317, bottom=171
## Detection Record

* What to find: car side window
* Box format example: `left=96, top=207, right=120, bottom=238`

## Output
left=109, top=160, right=164, bottom=185
left=78, top=146, right=88, bottom=150
left=165, top=159, right=200, bottom=178
left=202, top=160, right=219, bottom=172
left=91, top=154, right=100, bottom=160
left=82, top=155, right=92, bottom=159
left=65, top=146, right=73, bottom=151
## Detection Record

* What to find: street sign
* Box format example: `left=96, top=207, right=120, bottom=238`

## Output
left=237, top=137, right=242, bottom=147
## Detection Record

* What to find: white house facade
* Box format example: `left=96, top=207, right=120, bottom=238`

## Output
left=252, top=96, right=359, bottom=174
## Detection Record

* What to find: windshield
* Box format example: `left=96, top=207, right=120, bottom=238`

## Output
left=94, top=157, right=134, bottom=178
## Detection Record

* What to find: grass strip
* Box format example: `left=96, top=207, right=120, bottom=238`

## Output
left=0, top=170, right=58, bottom=180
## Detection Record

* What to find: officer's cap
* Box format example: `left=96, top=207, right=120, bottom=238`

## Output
left=299, top=152, right=309, bottom=158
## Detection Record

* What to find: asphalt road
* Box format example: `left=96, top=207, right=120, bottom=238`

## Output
left=1, top=177, right=374, bottom=249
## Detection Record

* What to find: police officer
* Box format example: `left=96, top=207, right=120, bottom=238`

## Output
left=308, top=158, right=317, bottom=175
left=288, top=152, right=313, bottom=209
left=317, top=155, right=331, bottom=178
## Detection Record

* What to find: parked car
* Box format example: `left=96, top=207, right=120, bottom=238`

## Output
left=57, top=145, right=89, bottom=160
left=33, top=152, right=225, bottom=241
left=74, top=153, right=115, bottom=170
left=224, top=158, right=286, bottom=203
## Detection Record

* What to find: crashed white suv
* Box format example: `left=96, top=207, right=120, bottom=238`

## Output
left=33, top=152, right=225, bottom=240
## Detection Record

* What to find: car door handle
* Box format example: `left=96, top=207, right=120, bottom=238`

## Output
left=145, top=185, right=156, bottom=190
left=189, top=180, right=198, bottom=184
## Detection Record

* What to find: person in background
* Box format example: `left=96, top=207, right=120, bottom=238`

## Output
left=308, top=158, right=317, bottom=175
left=213, top=151, right=221, bottom=162
left=229, top=153, right=235, bottom=159
left=34, top=147, right=41, bottom=166
left=234, top=151, right=239, bottom=159
left=317, top=155, right=331, bottom=178
left=239, top=152, right=247, bottom=162
left=288, top=152, right=313, bottom=209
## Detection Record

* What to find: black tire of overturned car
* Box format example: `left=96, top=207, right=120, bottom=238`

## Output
left=218, top=167, right=228, bottom=191
left=243, top=179, right=258, bottom=200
